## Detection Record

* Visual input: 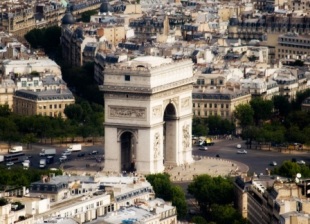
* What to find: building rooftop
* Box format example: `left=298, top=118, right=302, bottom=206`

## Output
left=14, top=89, right=74, bottom=101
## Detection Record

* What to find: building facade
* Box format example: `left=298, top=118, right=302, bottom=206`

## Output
left=13, top=89, right=74, bottom=118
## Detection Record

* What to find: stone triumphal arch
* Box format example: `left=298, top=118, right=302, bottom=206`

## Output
left=101, top=56, right=194, bottom=174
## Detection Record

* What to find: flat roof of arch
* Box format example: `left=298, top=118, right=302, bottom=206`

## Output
left=131, top=56, right=172, bottom=68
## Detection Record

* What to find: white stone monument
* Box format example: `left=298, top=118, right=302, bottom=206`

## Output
left=101, top=56, right=194, bottom=174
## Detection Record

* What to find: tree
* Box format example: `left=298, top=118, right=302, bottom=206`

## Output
left=271, top=160, right=310, bottom=178
left=273, top=95, right=291, bottom=117
left=192, top=117, right=208, bottom=136
left=188, top=175, right=234, bottom=212
left=146, top=174, right=187, bottom=218
left=210, top=204, right=247, bottom=224
left=250, top=97, right=273, bottom=125
left=191, top=216, right=208, bottom=224
left=64, top=104, right=84, bottom=122
left=234, top=104, right=254, bottom=129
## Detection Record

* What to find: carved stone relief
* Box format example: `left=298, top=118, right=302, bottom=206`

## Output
left=181, top=97, right=190, bottom=108
left=182, top=124, right=190, bottom=151
left=153, top=132, right=161, bottom=159
left=109, top=106, right=146, bottom=120
left=152, top=105, right=162, bottom=118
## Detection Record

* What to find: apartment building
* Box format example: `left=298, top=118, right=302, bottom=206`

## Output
left=0, top=0, right=103, bottom=36
left=0, top=79, right=16, bottom=109
left=235, top=175, right=310, bottom=224
left=192, top=86, right=251, bottom=120
left=13, top=88, right=75, bottom=118
left=276, top=33, right=310, bottom=60
left=0, top=2, right=36, bottom=36
left=61, top=22, right=127, bottom=66
left=289, top=0, right=310, bottom=11
left=100, top=198, right=177, bottom=224
left=228, top=13, right=310, bottom=41
left=0, top=201, right=34, bottom=224
left=2, top=58, right=62, bottom=77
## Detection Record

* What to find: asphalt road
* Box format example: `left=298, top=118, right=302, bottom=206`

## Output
left=3, top=139, right=309, bottom=175
left=2, top=143, right=104, bottom=170
left=193, top=138, right=309, bottom=175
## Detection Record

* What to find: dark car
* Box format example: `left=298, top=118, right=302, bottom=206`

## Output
left=77, top=153, right=85, bottom=157
left=89, top=150, right=98, bottom=155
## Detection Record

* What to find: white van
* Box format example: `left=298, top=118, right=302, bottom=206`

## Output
left=9, top=146, right=23, bottom=153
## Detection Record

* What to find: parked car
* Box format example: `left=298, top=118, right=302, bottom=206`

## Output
left=237, top=150, right=247, bottom=154
left=297, top=160, right=306, bottom=165
left=198, top=146, right=208, bottom=151
left=270, top=161, right=277, bottom=166
left=77, top=153, right=85, bottom=157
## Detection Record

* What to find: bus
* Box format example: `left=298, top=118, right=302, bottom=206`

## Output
left=3, top=153, right=26, bottom=163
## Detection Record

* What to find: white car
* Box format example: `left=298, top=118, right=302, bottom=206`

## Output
left=62, top=151, right=71, bottom=156
left=199, top=146, right=208, bottom=151
left=6, top=162, right=14, bottom=166
left=59, top=155, right=67, bottom=162
left=297, top=160, right=306, bottom=165
left=236, top=144, right=242, bottom=149
left=237, top=150, right=247, bottom=154
left=270, top=161, right=277, bottom=166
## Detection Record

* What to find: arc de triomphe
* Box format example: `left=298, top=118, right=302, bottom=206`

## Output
left=101, top=56, right=194, bottom=174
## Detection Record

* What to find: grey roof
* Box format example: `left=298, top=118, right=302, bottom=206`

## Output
left=41, top=75, right=67, bottom=85
left=100, top=0, right=114, bottom=13
left=14, top=89, right=74, bottom=101
left=62, top=11, right=75, bottom=25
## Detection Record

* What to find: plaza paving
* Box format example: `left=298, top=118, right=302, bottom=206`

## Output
left=63, top=156, right=249, bottom=182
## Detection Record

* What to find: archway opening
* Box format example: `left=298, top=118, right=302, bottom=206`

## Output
left=163, top=103, right=177, bottom=165
left=120, top=132, right=136, bottom=172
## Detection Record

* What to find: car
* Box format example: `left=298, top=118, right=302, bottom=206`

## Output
left=89, top=150, right=98, bottom=155
left=297, top=160, right=306, bottom=165
left=237, top=150, right=247, bottom=154
left=59, top=155, right=67, bottom=162
left=199, top=146, right=208, bottom=151
left=77, top=153, right=85, bottom=157
left=236, top=144, right=242, bottom=149
left=62, top=151, right=71, bottom=156
left=270, top=161, right=277, bottom=166
left=6, top=162, right=14, bottom=166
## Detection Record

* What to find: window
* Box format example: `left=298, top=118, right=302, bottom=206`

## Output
left=59, top=104, right=62, bottom=108
left=34, top=80, right=39, bottom=86
left=54, top=104, right=57, bottom=109
left=214, top=104, right=217, bottom=108
left=49, top=105, right=52, bottom=109
left=22, top=81, right=26, bottom=87
left=209, top=103, right=212, bottom=108
left=125, top=75, right=130, bottom=81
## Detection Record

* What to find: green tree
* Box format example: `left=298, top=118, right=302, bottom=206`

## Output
left=250, top=97, right=273, bottom=125
left=64, top=104, right=84, bottom=122
left=271, top=160, right=310, bottom=178
left=192, top=117, right=208, bottom=136
left=234, top=104, right=254, bottom=129
left=0, top=104, right=11, bottom=117
left=210, top=204, right=246, bottom=224
left=146, top=174, right=187, bottom=218
left=272, top=95, right=291, bottom=117
left=188, top=175, right=234, bottom=212
left=191, top=216, right=208, bottom=224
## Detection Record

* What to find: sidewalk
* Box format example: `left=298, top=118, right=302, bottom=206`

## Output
left=165, top=156, right=249, bottom=182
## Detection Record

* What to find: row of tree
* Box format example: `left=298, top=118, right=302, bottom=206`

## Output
left=0, top=167, right=62, bottom=188
left=192, top=91, right=310, bottom=142
left=0, top=101, right=104, bottom=147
